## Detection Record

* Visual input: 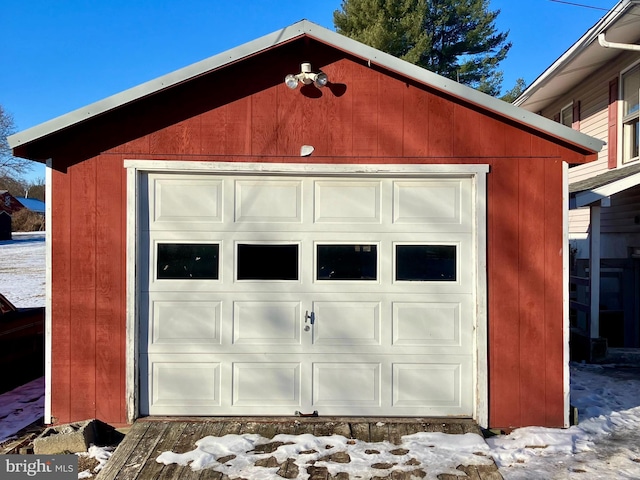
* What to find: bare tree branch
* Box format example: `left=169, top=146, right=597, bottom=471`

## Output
left=0, top=104, right=33, bottom=176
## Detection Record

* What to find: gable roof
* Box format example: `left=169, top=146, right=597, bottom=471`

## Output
left=15, top=197, right=45, bottom=214
left=9, top=20, right=603, bottom=157
left=515, top=0, right=640, bottom=112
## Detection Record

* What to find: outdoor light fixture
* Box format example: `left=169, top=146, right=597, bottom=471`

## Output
left=285, top=63, right=329, bottom=89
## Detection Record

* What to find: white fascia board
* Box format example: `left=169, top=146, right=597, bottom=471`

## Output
left=574, top=171, right=640, bottom=207
left=514, top=0, right=632, bottom=108
left=9, top=20, right=604, bottom=154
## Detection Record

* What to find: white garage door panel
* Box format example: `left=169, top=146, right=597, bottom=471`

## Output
left=393, top=362, right=464, bottom=407
left=149, top=359, right=221, bottom=408
left=233, top=301, right=302, bottom=345
left=393, top=302, right=464, bottom=347
left=140, top=171, right=479, bottom=417
left=393, top=180, right=471, bottom=230
left=151, top=176, right=223, bottom=226
left=313, top=363, right=381, bottom=407
left=314, top=181, right=381, bottom=223
left=233, top=362, right=301, bottom=406
left=150, top=300, right=221, bottom=345
left=235, top=180, right=302, bottom=223
left=312, top=302, right=381, bottom=346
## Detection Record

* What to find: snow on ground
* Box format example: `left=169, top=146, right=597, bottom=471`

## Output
left=490, top=363, right=640, bottom=479
left=0, top=232, right=45, bottom=308
left=0, top=377, right=45, bottom=444
left=157, top=431, right=493, bottom=480
left=2, top=234, right=640, bottom=478
left=77, top=445, right=116, bottom=478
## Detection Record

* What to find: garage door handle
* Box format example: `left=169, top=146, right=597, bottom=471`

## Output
left=305, top=311, right=315, bottom=325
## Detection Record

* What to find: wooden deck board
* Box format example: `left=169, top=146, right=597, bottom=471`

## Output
left=113, top=421, right=169, bottom=480
left=135, top=422, right=188, bottom=480
left=156, top=422, right=208, bottom=480
left=99, top=418, right=500, bottom=480
left=95, top=421, right=151, bottom=480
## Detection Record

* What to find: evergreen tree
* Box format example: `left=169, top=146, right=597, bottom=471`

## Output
left=500, top=77, right=527, bottom=103
left=334, top=0, right=511, bottom=96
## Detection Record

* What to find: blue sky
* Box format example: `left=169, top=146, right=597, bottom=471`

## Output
left=2, top=0, right=613, bottom=182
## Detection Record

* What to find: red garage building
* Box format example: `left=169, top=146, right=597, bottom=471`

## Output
left=8, top=21, right=603, bottom=431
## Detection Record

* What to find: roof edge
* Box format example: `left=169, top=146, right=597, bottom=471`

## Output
left=9, top=19, right=604, bottom=155
left=513, top=0, right=634, bottom=107
left=7, top=21, right=313, bottom=149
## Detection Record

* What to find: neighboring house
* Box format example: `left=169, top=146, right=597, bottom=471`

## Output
left=0, top=190, right=25, bottom=215
left=514, top=0, right=640, bottom=358
left=15, top=197, right=46, bottom=216
left=8, top=21, right=602, bottom=431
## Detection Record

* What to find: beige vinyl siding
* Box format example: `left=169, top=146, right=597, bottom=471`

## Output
left=569, top=207, right=590, bottom=235
left=601, top=185, right=640, bottom=234
left=569, top=186, right=640, bottom=237
left=561, top=53, right=640, bottom=236
left=540, top=51, right=640, bottom=169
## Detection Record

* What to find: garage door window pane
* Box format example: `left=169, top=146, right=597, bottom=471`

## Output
left=237, top=244, right=298, bottom=280
left=317, top=245, right=377, bottom=280
left=157, top=243, right=219, bottom=279
left=396, top=245, right=456, bottom=281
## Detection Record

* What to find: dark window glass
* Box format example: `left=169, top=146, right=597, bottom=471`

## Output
left=237, top=244, right=298, bottom=280
left=317, top=244, right=377, bottom=280
left=157, top=243, right=219, bottom=279
left=396, top=245, right=456, bottom=281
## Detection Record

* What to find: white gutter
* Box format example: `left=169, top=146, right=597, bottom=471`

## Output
left=598, top=32, right=640, bottom=51
left=514, top=0, right=632, bottom=107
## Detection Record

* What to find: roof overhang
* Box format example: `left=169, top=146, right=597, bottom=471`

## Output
left=9, top=20, right=604, bottom=159
left=515, top=0, right=640, bottom=112
left=570, top=163, right=640, bottom=208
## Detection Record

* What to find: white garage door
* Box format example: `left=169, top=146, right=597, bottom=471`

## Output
left=139, top=169, right=479, bottom=417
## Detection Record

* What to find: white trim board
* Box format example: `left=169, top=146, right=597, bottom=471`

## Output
left=123, top=160, right=490, bottom=176
left=44, top=160, right=53, bottom=424
left=124, top=161, right=490, bottom=426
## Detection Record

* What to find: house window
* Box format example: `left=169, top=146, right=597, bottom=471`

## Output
left=560, top=103, right=573, bottom=128
left=622, top=65, right=639, bottom=163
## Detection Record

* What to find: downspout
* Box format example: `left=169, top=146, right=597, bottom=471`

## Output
left=598, top=33, right=640, bottom=51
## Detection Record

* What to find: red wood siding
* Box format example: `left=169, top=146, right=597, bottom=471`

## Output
left=42, top=48, right=587, bottom=429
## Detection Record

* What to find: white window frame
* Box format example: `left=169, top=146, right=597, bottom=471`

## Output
left=560, top=102, right=573, bottom=128
left=621, top=62, right=640, bottom=165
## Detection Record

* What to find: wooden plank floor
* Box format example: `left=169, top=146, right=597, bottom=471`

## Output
left=96, top=418, right=503, bottom=480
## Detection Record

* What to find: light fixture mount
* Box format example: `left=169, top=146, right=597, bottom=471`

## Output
left=285, top=63, right=329, bottom=89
